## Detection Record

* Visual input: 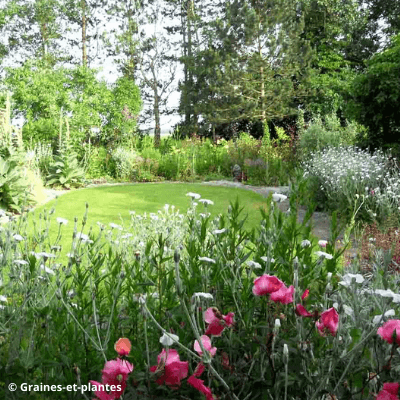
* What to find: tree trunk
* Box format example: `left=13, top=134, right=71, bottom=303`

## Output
left=81, top=0, right=87, bottom=67
left=154, top=91, right=161, bottom=147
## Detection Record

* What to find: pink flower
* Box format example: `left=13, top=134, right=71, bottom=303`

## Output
left=204, top=307, right=235, bottom=336
left=377, top=382, right=400, bottom=400
left=377, top=319, right=400, bottom=346
left=90, top=381, right=116, bottom=400
left=270, top=284, right=294, bottom=304
left=90, top=358, right=134, bottom=400
left=295, top=304, right=314, bottom=318
left=150, top=348, right=189, bottom=389
left=301, top=289, right=310, bottom=300
left=187, top=375, right=214, bottom=400
left=194, top=335, right=217, bottom=357
left=316, top=308, right=339, bottom=336
left=252, top=274, right=284, bottom=296
left=114, top=338, right=131, bottom=356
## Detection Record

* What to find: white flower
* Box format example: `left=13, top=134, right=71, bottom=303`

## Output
left=129, top=211, right=136, bottom=215
left=56, top=217, right=68, bottom=225
left=159, top=332, right=180, bottom=346
left=192, top=292, right=214, bottom=300
left=301, top=240, right=311, bottom=248
left=0, top=295, right=7, bottom=303
left=14, top=260, right=28, bottom=265
left=374, top=289, right=400, bottom=302
left=318, top=240, right=328, bottom=247
left=164, top=204, right=169, bottom=212
left=343, top=305, right=355, bottom=319
left=212, top=228, right=227, bottom=235
left=0, top=209, right=6, bottom=216
left=372, top=309, right=396, bottom=325
left=13, top=234, right=24, bottom=241
left=109, top=223, right=123, bottom=230
left=246, top=260, right=262, bottom=269
left=272, top=193, right=287, bottom=202
left=274, top=319, right=281, bottom=329
left=40, top=265, right=55, bottom=275
left=133, top=294, right=147, bottom=304
left=75, top=232, right=93, bottom=243
left=260, top=256, right=275, bottom=263
left=121, top=233, right=133, bottom=239
left=315, top=251, right=333, bottom=260
left=199, top=199, right=214, bottom=205
left=199, top=256, right=216, bottom=264
left=150, top=214, right=159, bottom=221
left=36, top=252, right=56, bottom=259
left=339, top=273, right=364, bottom=286
left=186, top=192, right=201, bottom=200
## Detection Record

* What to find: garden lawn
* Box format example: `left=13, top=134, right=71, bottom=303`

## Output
left=29, top=183, right=272, bottom=260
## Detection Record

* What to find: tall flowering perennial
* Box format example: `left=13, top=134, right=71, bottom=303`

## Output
left=90, top=338, right=134, bottom=400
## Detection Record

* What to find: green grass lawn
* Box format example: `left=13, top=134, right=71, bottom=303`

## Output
left=28, top=183, right=271, bottom=260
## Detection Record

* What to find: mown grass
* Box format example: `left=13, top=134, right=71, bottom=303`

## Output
left=28, top=183, right=272, bottom=261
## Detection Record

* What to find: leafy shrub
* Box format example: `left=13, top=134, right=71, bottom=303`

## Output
left=297, top=113, right=360, bottom=160
left=46, top=150, right=85, bottom=189
left=25, top=141, right=54, bottom=180
left=84, top=146, right=110, bottom=179
left=0, top=156, right=34, bottom=212
left=110, top=146, right=137, bottom=180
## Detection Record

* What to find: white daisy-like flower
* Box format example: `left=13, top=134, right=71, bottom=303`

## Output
left=213, top=228, right=227, bottom=235
left=121, top=233, right=133, bottom=239
left=40, top=265, right=55, bottom=275
left=301, top=240, right=311, bottom=247
left=199, top=256, right=216, bottom=264
left=199, top=199, right=214, bottom=205
left=315, top=251, right=333, bottom=260
left=75, top=232, right=93, bottom=243
left=338, top=273, right=364, bottom=286
left=260, top=256, right=275, bottom=263
left=159, top=332, right=180, bottom=346
left=192, top=292, right=214, bottom=300
left=318, top=240, right=328, bottom=247
left=13, top=234, right=24, bottom=242
left=272, top=193, right=287, bottom=202
left=246, top=260, right=262, bottom=269
left=109, top=223, right=123, bottom=230
left=372, top=309, right=396, bottom=325
left=14, top=260, right=29, bottom=265
left=129, top=211, right=136, bottom=215
left=186, top=192, right=201, bottom=200
left=0, top=295, right=7, bottom=303
left=56, top=217, right=68, bottom=225
left=150, top=215, right=159, bottom=221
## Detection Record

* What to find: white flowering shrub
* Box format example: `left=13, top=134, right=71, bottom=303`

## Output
left=302, top=146, right=400, bottom=223
left=110, top=146, right=137, bottom=179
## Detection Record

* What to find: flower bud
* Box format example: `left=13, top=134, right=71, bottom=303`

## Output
left=283, top=344, right=289, bottom=365
left=174, top=249, right=180, bottom=264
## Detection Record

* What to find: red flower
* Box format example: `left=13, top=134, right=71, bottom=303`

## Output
left=114, top=338, right=131, bottom=356
left=270, top=284, right=294, bottom=304
left=187, top=375, right=214, bottom=400
left=194, top=335, right=217, bottom=357
left=90, top=381, right=116, bottom=400
left=377, top=382, right=400, bottom=400
left=301, top=289, right=310, bottom=300
left=377, top=320, right=400, bottom=346
left=252, top=274, right=284, bottom=296
left=150, top=348, right=189, bottom=389
left=204, top=307, right=234, bottom=336
left=295, top=304, right=314, bottom=317
left=316, top=308, right=339, bottom=336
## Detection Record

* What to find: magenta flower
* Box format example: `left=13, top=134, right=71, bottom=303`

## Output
left=295, top=304, right=314, bottom=318
left=377, top=319, right=400, bottom=346
left=194, top=335, right=217, bottom=357
left=377, top=382, right=400, bottom=400
left=90, top=358, right=134, bottom=399
left=150, top=348, right=189, bottom=389
left=270, top=284, right=294, bottom=304
left=114, top=338, right=131, bottom=356
left=187, top=375, right=215, bottom=400
left=301, top=289, right=310, bottom=300
left=252, top=274, right=284, bottom=296
left=204, top=307, right=234, bottom=336
left=316, top=307, right=339, bottom=336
